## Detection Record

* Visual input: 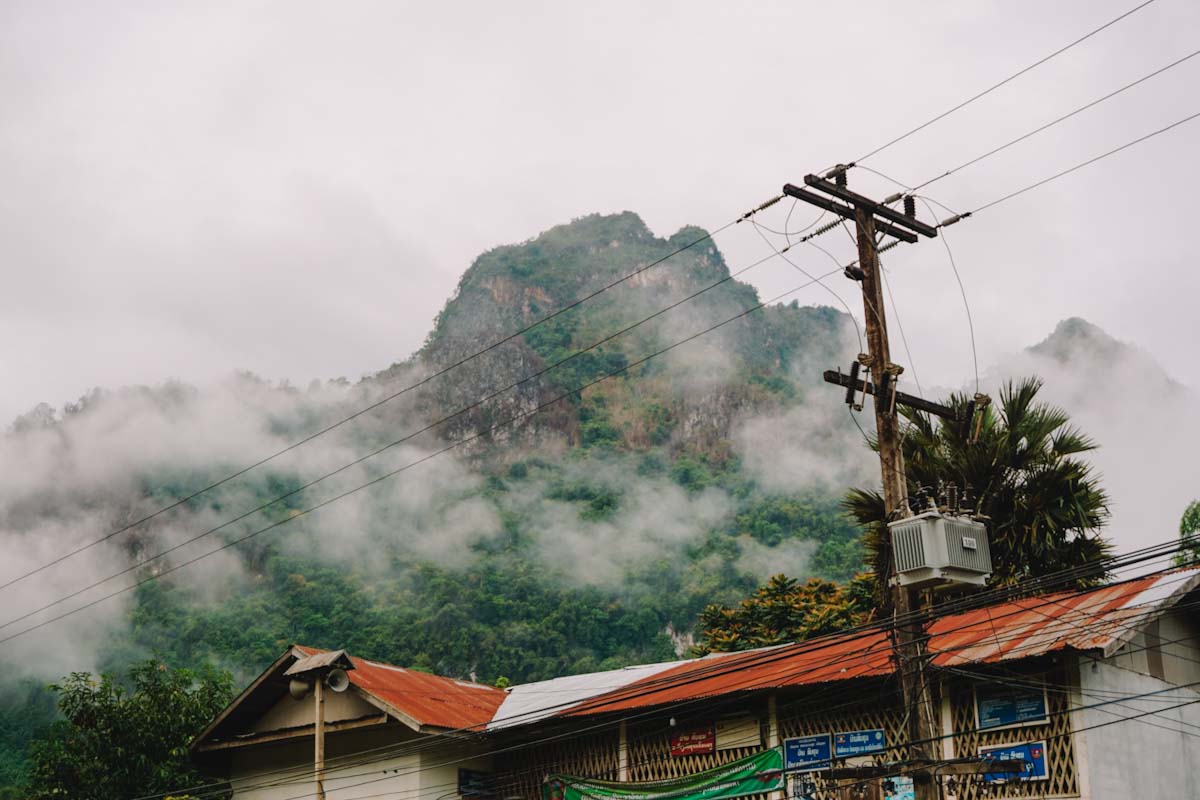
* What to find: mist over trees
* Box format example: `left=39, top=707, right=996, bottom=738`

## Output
left=0, top=214, right=868, bottom=789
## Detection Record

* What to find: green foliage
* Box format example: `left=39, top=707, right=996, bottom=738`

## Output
left=0, top=682, right=55, bottom=790
left=845, top=377, right=1112, bottom=602
left=23, top=661, right=233, bottom=800
left=0, top=211, right=865, bottom=788
left=694, top=574, right=874, bottom=653
left=548, top=481, right=621, bottom=520
left=1175, top=500, right=1200, bottom=567
left=670, top=457, right=712, bottom=492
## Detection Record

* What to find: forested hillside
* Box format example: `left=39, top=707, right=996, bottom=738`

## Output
left=0, top=212, right=869, bottom=786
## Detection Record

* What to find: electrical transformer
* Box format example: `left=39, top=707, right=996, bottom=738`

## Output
left=889, top=509, right=992, bottom=589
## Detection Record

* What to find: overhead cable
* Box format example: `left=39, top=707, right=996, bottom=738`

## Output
left=910, top=45, right=1200, bottom=192
left=0, top=237, right=805, bottom=633
left=0, top=267, right=846, bottom=647
left=0, top=197, right=782, bottom=596
left=853, top=0, right=1160, bottom=164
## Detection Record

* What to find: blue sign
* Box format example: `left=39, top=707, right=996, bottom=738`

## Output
left=885, top=776, right=914, bottom=800
left=784, top=734, right=831, bottom=772
left=976, top=684, right=1048, bottom=730
left=980, top=740, right=1048, bottom=783
left=459, top=768, right=495, bottom=798
left=834, top=729, right=886, bottom=758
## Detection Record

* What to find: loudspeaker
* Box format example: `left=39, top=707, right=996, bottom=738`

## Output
left=288, top=678, right=312, bottom=701
left=325, top=668, right=350, bottom=693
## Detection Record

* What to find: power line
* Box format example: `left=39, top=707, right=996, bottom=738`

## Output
left=915, top=196, right=978, bottom=393
left=750, top=220, right=865, bottom=352
left=910, top=45, right=1200, bottom=192
left=965, top=108, right=1200, bottom=216
left=134, top=551, right=1200, bottom=799
left=943, top=666, right=1200, bottom=739
left=135, top=545, right=1194, bottom=799
left=0, top=267, right=845, bottom=647
left=852, top=0, right=1160, bottom=164
left=155, top=625, right=907, bottom=800
left=143, top=553, right=1200, bottom=800
left=0, top=236, right=812, bottom=634
left=257, top=673, right=1200, bottom=800
left=853, top=106, right=1200, bottom=391
left=0, top=201, right=779, bottom=596
left=878, top=259, right=923, bottom=399
left=250, top=593, right=1200, bottom=800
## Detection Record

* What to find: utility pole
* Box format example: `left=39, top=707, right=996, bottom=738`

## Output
left=315, top=676, right=327, bottom=800
left=785, top=169, right=943, bottom=800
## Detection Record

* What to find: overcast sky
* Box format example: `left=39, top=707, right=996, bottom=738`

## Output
left=3, top=0, right=1197, bottom=421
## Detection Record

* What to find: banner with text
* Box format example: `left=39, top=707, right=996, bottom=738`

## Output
left=543, top=747, right=783, bottom=800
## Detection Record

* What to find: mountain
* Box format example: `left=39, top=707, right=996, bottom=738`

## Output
left=993, top=315, right=1195, bottom=560
left=1028, top=316, right=1179, bottom=389
left=0, top=212, right=870, bottom=789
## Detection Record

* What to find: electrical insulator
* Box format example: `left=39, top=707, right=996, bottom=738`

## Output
left=904, top=195, right=916, bottom=217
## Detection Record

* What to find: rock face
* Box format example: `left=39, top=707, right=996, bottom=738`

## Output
left=381, top=211, right=856, bottom=458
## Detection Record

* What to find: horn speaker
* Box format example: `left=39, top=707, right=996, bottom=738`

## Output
left=325, top=668, right=350, bottom=693
left=288, top=678, right=311, bottom=701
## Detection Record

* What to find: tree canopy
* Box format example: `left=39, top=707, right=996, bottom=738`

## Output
left=701, top=377, right=1114, bottom=651
left=845, top=377, right=1111, bottom=602
left=23, top=661, right=233, bottom=800
left=1175, top=499, right=1200, bottom=567
left=694, top=574, right=874, bottom=654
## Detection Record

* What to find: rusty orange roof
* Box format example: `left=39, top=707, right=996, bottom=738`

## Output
left=927, top=567, right=1200, bottom=666
left=294, top=645, right=506, bottom=730
left=504, top=568, right=1199, bottom=722
left=558, top=632, right=896, bottom=717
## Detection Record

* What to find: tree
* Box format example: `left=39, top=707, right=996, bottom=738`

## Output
left=24, top=661, right=233, bottom=800
left=845, top=377, right=1112, bottom=603
left=1174, top=500, right=1200, bottom=567
left=694, top=574, right=875, bottom=653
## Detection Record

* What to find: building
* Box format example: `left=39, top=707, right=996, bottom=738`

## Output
left=190, top=645, right=506, bottom=799
left=191, top=567, right=1200, bottom=799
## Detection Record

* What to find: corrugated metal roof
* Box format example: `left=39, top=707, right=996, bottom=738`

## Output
left=490, top=659, right=688, bottom=730
left=294, top=646, right=506, bottom=731
left=927, top=566, right=1200, bottom=666
left=559, top=633, right=895, bottom=717
left=498, top=568, right=1200, bottom=723
left=284, top=648, right=353, bottom=675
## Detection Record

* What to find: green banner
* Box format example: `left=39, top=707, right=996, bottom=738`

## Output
left=543, top=747, right=783, bottom=800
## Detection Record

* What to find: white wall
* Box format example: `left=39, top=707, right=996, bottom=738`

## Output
left=230, top=739, right=421, bottom=800
left=228, top=729, right=495, bottom=800
left=1105, top=607, right=1200, bottom=688
left=251, top=688, right=380, bottom=733
left=1076, top=657, right=1200, bottom=798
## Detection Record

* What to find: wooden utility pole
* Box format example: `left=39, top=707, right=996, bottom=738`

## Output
left=851, top=206, right=938, bottom=800
left=785, top=170, right=942, bottom=800
left=315, top=677, right=327, bottom=800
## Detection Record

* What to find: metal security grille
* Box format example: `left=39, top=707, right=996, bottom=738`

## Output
left=948, top=670, right=1079, bottom=799
left=892, top=520, right=927, bottom=573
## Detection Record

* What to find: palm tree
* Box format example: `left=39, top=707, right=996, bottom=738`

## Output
left=844, top=377, right=1112, bottom=601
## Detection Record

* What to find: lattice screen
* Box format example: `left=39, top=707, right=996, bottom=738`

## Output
left=489, top=671, right=1080, bottom=800
left=776, top=682, right=909, bottom=800
left=491, top=728, right=620, bottom=800
left=947, top=668, right=1079, bottom=799
left=627, top=717, right=763, bottom=781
